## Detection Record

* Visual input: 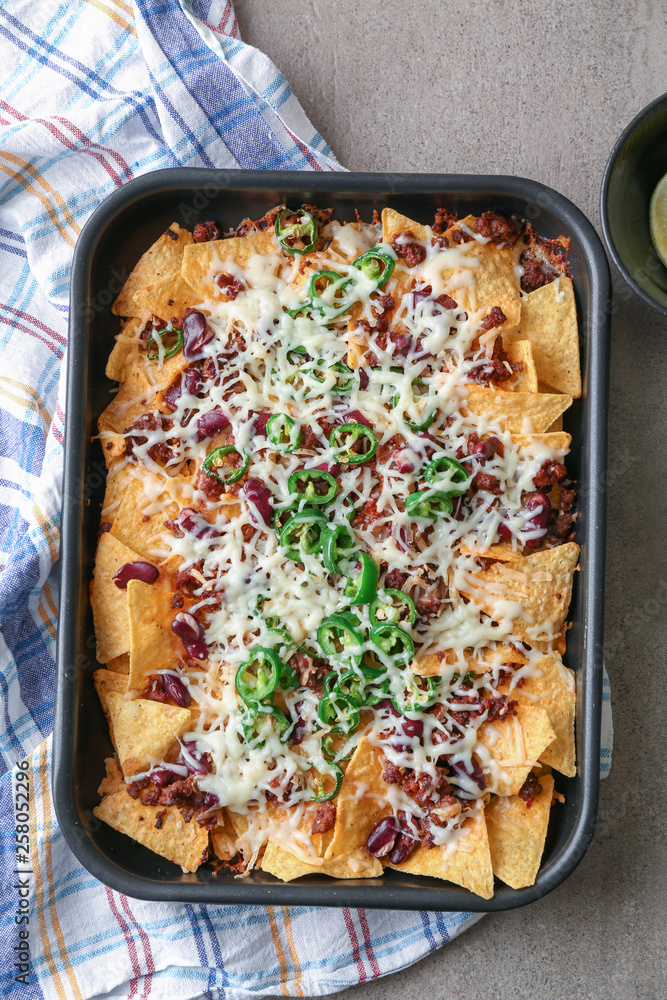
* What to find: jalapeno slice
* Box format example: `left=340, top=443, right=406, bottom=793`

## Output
left=369, top=621, right=415, bottom=667
left=343, top=551, right=379, bottom=605
left=242, top=703, right=291, bottom=744
left=308, top=360, right=357, bottom=393
left=404, top=489, right=453, bottom=519
left=321, top=733, right=355, bottom=762
left=352, top=244, right=397, bottom=287
left=369, top=588, right=417, bottom=626
left=392, top=379, right=438, bottom=432
left=392, top=675, right=439, bottom=714
left=311, top=760, right=344, bottom=802
left=317, top=613, right=364, bottom=661
left=203, top=445, right=250, bottom=485
left=307, top=269, right=357, bottom=322
left=279, top=509, right=327, bottom=561
left=322, top=523, right=357, bottom=573
left=329, top=422, right=377, bottom=464
left=235, top=647, right=282, bottom=705
left=423, top=455, right=469, bottom=494
left=267, top=413, right=301, bottom=453
left=146, top=325, right=183, bottom=360
left=333, top=666, right=384, bottom=707
left=288, top=469, right=337, bottom=505
left=275, top=207, right=318, bottom=255
left=317, top=692, right=360, bottom=734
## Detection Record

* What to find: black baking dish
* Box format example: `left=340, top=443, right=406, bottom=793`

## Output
left=54, top=171, right=610, bottom=910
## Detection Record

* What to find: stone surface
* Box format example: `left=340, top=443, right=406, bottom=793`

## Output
left=237, top=2, right=667, bottom=997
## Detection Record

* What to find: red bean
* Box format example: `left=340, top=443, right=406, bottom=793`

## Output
left=366, top=816, right=399, bottom=857
left=171, top=612, right=209, bottom=660
left=203, top=791, right=220, bottom=809
left=393, top=334, right=413, bottom=356
left=183, top=310, right=214, bottom=358
left=472, top=436, right=502, bottom=462
left=243, top=478, right=273, bottom=527
left=523, top=491, right=551, bottom=548
left=162, top=673, right=191, bottom=707
left=314, top=461, right=341, bottom=477
left=393, top=449, right=415, bottom=474
left=389, top=832, right=418, bottom=864
left=358, top=368, right=370, bottom=390
left=113, top=561, right=159, bottom=589
left=400, top=718, right=424, bottom=739
left=195, top=408, right=230, bottom=442
left=376, top=698, right=401, bottom=718
left=451, top=496, right=467, bottom=522
left=252, top=411, right=270, bottom=435
left=288, top=701, right=307, bottom=745
left=151, top=767, right=181, bottom=787
left=178, top=507, right=220, bottom=540
left=497, top=521, right=512, bottom=541
left=179, top=739, right=212, bottom=775
left=341, top=408, right=372, bottom=429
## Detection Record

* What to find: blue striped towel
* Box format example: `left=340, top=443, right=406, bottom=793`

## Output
left=0, top=2, right=613, bottom=998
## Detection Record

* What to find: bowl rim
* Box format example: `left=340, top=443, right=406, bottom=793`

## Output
left=600, top=89, right=667, bottom=316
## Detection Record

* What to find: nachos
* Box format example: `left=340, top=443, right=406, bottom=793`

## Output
left=91, top=204, right=580, bottom=896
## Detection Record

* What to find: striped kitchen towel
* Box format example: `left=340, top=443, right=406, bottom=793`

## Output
left=0, top=2, right=613, bottom=998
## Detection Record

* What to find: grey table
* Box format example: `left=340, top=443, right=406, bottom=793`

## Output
left=238, top=3, right=667, bottom=997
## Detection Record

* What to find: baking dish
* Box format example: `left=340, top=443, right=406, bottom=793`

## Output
left=54, top=170, right=610, bottom=909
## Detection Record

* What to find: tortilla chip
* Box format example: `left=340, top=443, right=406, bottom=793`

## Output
left=127, top=579, right=183, bottom=691
left=93, top=669, right=129, bottom=749
left=460, top=542, right=579, bottom=643
left=112, top=224, right=193, bottom=318
left=506, top=340, right=539, bottom=393
left=92, top=533, right=147, bottom=663
left=133, top=273, right=203, bottom=320
left=181, top=232, right=278, bottom=300
left=324, top=738, right=391, bottom=865
left=94, top=790, right=209, bottom=872
left=486, top=773, right=554, bottom=888
left=106, top=316, right=145, bottom=382
left=107, top=653, right=130, bottom=674
left=97, top=757, right=125, bottom=797
left=478, top=705, right=556, bottom=795
left=104, top=691, right=192, bottom=776
left=411, top=643, right=528, bottom=677
left=465, top=387, right=572, bottom=433
left=381, top=207, right=431, bottom=244
left=98, top=366, right=156, bottom=437
left=110, top=478, right=178, bottom=561
left=513, top=277, right=581, bottom=397
left=389, top=807, right=494, bottom=899
left=501, top=654, right=576, bottom=776
left=459, top=540, right=523, bottom=561
left=210, top=815, right=241, bottom=861
left=512, top=431, right=572, bottom=455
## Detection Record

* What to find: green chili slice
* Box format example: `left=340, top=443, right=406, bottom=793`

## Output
left=404, top=489, right=453, bottom=519
left=352, top=245, right=396, bottom=287
left=329, top=422, right=377, bottom=464
left=311, top=761, right=344, bottom=802
left=242, top=704, right=290, bottom=744
left=392, top=675, right=439, bottom=714
left=317, top=693, right=360, bottom=734
left=317, top=613, right=364, bottom=661
left=275, top=207, right=318, bottom=255
left=288, top=469, right=337, bottom=505
left=369, top=588, right=417, bottom=626
left=308, top=360, right=357, bottom=393
left=235, top=647, right=282, bottom=705
left=343, top=551, right=379, bottom=605
left=203, top=445, right=250, bottom=485
left=322, top=523, right=357, bottom=573
left=279, top=509, right=327, bottom=561
left=333, top=666, right=384, bottom=707
left=146, top=325, right=183, bottom=360
left=307, top=269, right=357, bottom=322
left=423, top=455, right=468, bottom=494
left=369, top=621, right=415, bottom=667
left=267, top=413, right=301, bottom=453
left=321, top=734, right=355, bottom=762
left=392, top=379, right=438, bottom=432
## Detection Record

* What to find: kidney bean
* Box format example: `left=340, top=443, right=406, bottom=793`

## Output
left=162, top=673, right=191, bottom=708
left=341, top=408, right=372, bottom=429
left=171, top=612, right=209, bottom=660
left=472, top=436, right=502, bottom=462
left=183, top=310, right=214, bottom=358
left=195, top=408, right=230, bottom=442
left=400, top=718, right=424, bottom=739
left=178, top=507, right=220, bottom=540
left=203, top=791, right=220, bottom=810
left=358, top=368, right=370, bottom=390
left=179, top=739, right=212, bottom=775
left=451, top=496, right=467, bottom=522
left=366, top=816, right=399, bottom=857
left=393, top=448, right=415, bottom=474
left=314, top=461, right=341, bottom=477
left=376, top=698, right=401, bottom=718
left=497, top=521, right=512, bottom=541
left=389, top=832, right=418, bottom=865
left=252, top=412, right=270, bottom=435
left=151, top=767, right=181, bottom=787
left=288, top=701, right=308, bottom=745
left=243, top=478, right=273, bottom=527
left=523, top=491, right=552, bottom=547
left=113, top=561, right=159, bottom=589
left=397, top=525, right=413, bottom=554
